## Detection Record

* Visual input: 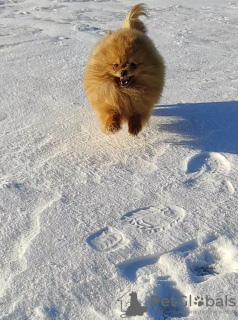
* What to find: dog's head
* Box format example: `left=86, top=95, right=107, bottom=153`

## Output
left=93, top=29, right=160, bottom=88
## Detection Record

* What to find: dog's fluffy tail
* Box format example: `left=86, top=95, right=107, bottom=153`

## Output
left=121, top=3, right=147, bottom=33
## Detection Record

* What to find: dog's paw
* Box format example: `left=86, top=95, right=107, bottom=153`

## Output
left=101, top=122, right=121, bottom=134
left=101, top=111, right=121, bottom=134
left=128, top=125, right=142, bottom=136
left=106, top=123, right=121, bottom=134
left=128, top=115, right=142, bottom=136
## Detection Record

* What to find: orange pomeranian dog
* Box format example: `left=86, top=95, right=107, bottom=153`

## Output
left=84, top=3, right=165, bottom=136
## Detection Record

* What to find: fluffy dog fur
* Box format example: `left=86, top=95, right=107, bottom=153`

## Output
left=84, top=3, right=165, bottom=136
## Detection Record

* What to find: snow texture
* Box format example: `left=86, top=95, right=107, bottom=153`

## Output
left=0, top=0, right=238, bottom=319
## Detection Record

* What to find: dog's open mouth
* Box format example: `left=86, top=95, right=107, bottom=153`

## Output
left=119, top=76, right=132, bottom=87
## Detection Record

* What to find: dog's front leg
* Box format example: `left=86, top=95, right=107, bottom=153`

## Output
left=128, top=114, right=142, bottom=136
left=99, top=109, right=121, bottom=134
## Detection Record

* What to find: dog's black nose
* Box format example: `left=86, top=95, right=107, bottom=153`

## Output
left=121, top=70, right=127, bottom=77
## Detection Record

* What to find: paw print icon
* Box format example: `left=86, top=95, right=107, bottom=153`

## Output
left=194, top=296, right=204, bottom=307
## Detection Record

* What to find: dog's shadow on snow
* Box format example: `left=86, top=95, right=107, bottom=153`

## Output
left=153, top=101, right=238, bottom=154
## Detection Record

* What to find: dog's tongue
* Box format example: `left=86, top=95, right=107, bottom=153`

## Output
left=120, top=76, right=129, bottom=82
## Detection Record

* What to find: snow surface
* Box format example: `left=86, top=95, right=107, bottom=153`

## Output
left=0, top=0, right=238, bottom=319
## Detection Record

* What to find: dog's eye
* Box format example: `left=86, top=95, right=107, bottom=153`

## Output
left=113, top=64, right=118, bottom=69
left=130, top=63, right=137, bottom=69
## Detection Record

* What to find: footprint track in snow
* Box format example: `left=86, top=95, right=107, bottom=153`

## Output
left=186, top=152, right=230, bottom=177
left=184, top=152, right=234, bottom=194
left=87, top=203, right=185, bottom=252
left=117, top=240, right=198, bottom=282
left=117, top=237, right=238, bottom=318
left=122, top=205, right=186, bottom=234
left=116, top=242, right=197, bottom=318
left=0, top=195, right=60, bottom=298
left=160, top=236, right=238, bottom=288
left=87, top=227, right=129, bottom=252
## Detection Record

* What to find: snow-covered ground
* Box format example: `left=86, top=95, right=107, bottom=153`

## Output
left=0, top=0, right=238, bottom=319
